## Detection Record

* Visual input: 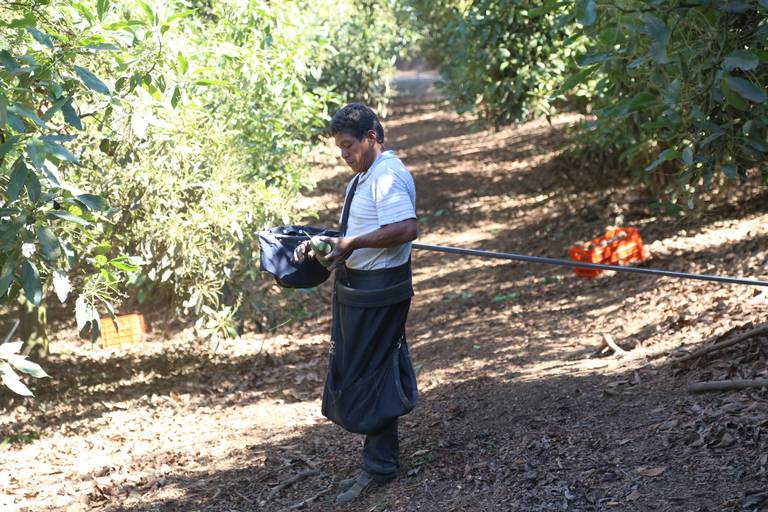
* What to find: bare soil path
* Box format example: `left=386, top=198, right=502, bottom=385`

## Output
left=3, top=95, right=768, bottom=512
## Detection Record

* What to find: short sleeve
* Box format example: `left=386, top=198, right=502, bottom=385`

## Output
left=372, top=167, right=416, bottom=226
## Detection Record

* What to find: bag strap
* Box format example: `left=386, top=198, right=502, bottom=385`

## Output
left=340, top=173, right=361, bottom=236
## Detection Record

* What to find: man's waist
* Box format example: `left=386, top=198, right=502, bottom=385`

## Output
left=344, top=244, right=411, bottom=270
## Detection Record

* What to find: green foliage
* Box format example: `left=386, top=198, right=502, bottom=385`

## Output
left=0, top=0, right=138, bottom=356
left=68, top=0, right=406, bottom=343
left=406, top=0, right=587, bottom=125
left=310, top=0, right=421, bottom=115
left=1, top=0, right=413, bottom=361
left=407, top=0, right=768, bottom=205
left=560, top=0, right=768, bottom=205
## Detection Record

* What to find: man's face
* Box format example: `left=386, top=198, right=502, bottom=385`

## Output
left=334, top=131, right=375, bottom=173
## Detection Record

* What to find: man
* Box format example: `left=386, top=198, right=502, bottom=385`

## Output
left=293, top=103, right=419, bottom=504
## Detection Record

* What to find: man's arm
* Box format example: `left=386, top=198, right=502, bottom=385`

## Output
left=320, top=218, right=418, bottom=269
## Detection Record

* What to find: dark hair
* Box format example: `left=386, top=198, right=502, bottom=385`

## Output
left=329, top=103, right=384, bottom=144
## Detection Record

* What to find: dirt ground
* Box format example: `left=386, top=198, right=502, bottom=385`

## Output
left=3, top=94, right=768, bottom=512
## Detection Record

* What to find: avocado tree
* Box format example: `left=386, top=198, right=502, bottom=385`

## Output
left=0, top=0, right=177, bottom=394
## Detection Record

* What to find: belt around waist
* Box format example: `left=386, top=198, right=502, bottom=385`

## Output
left=343, top=260, right=412, bottom=280
left=335, top=279, right=414, bottom=307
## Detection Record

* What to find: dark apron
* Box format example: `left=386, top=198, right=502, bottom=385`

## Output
left=321, top=261, right=419, bottom=435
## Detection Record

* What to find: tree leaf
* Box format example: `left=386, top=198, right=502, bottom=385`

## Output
left=26, top=27, right=54, bottom=48
left=52, top=270, right=71, bottom=303
left=166, top=9, right=197, bottom=23
left=645, top=148, right=681, bottom=172
left=26, top=140, right=45, bottom=170
left=10, top=104, right=45, bottom=127
left=682, top=146, right=693, bottom=166
left=724, top=75, right=767, bottom=103
left=37, top=227, right=61, bottom=261
left=43, top=142, right=78, bottom=163
left=171, top=86, right=181, bottom=108
left=47, top=210, right=91, bottom=226
left=6, top=112, right=26, bottom=132
left=20, top=260, right=42, bottom=306
left=0, top=208, right=20, bottom=217
left=39, top=134, right=77, bottom=144
left=5, top=354, right=48, bottom=378
left=0, top=50, right=21, bottom=73
left=41, top=97, right=69, bottom=122
left=0, top=259, right=16, bottom=297
left=1, top=363, right=33, bottom=396
left=7, top=159, right=29, bottom=202
left=109, top=259, right=140, bottom=272
left=137, top=0, right=156, bottom=25
left=42, top=161, right=61, bottom=186
left=73, top=65, right=110, bottom=95
left=0, top=94, right=7, bottom=128
left=97, top=0, right=110, bottom=22
left=0, top=135, right=18, bottom=161
left=575, top=0, right=596, bottom=26
left=640, top=15, right=670, bottom=64
left=625, top=91, right=658, bottom=114
left=61, top=100, right=83, bottom=130
left=554, top=65, right=597, bottom=95
left=25, top=171, right=41, bottom=203
left=723, top=50, right=759, bottom=71
left=0, top=342, right=23, bottom=356
left=721, top=77, right=750, bottom=110
left=177, top=52, right=188, bottom=74
left=75, top=193, right=109, bottom=211
left=75, top=295, right=101, bottom=340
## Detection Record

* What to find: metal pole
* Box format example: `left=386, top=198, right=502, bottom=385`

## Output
left=412, top=242, right=768, bottom=288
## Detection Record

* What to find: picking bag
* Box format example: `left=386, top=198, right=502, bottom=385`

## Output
left=258, top=225, right=341, bottom=288
left=321, top=262, right=418, bottom=435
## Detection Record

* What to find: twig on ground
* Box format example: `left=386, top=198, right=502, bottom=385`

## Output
left=674, top=323, right=768, bottom=364
left=234, top=489, right=254, bottom=504
left=268, top=469, right=320, bottom=499
left=601, top=333, right=628, bottom=356
left=286, top=452, right=318, bottom=470
left=283, top=484, right=332, bottom=510
left=688, top=379, right=768, bottom=393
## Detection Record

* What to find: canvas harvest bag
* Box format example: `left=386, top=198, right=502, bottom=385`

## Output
left=258, top=225, right=341, bottom=288
left=257, top=175, right=359, bottom=288
left=321, top=261, right=418, bottom=435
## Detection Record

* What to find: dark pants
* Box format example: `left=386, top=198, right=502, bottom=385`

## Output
left=363, top=418, right=399, bottom=482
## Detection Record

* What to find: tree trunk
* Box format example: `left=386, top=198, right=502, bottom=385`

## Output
left=19, top=296, right=48, bottom=360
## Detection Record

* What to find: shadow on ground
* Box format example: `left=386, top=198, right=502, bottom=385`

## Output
left=104, top=359, right=763, bottom=512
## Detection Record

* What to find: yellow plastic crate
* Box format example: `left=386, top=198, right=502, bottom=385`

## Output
left=99, top=313, right=146, bottom=348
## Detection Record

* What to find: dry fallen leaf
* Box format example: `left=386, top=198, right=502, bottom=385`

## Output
left=637, top=466, right=666, bottom=477
left=626, top=489, right=641, bottom=501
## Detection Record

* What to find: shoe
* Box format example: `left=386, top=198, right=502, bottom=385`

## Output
left=336, top=472, right=393, bottom=505
left=339, top=472, right=365, bottom=492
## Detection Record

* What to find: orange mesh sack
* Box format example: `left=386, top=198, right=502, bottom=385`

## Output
left=568, top=227, right=648, bottom=278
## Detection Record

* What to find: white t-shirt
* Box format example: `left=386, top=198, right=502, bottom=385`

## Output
left=340, top=150, right=416, bottom=270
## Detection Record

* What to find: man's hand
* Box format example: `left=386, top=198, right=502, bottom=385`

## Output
left=291, top=240, right=314, bottom=265
left=315, top=236, right=355, bottom=270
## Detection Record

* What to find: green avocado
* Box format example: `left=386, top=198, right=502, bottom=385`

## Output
left=310, top=236, right=332, bottom=257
